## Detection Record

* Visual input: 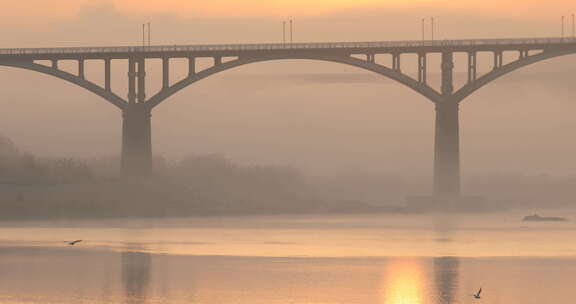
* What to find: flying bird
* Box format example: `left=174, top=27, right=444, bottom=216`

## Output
left=473, top=287, right=482, bottom=299
left=67, top=240, right=83, bottom=246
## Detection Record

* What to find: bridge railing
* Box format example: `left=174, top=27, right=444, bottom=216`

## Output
left=1, top=37, right=576, bottom=56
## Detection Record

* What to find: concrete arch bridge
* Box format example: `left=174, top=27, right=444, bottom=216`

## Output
left=1, top=37, right=575, bottom=200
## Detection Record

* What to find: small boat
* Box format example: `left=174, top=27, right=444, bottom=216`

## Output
left=522, top=214, right=568, bottom=222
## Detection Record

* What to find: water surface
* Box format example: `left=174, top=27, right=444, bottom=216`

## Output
left=1, top=211, right=574, bottom=303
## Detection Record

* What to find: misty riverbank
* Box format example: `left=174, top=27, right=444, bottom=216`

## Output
left=0, top=134, right=375, bottom=220
left=0, top=180, right=564, bottom=221
left=4, top=134, right=576, bottom=220
left=0, top=178, right=388, bottom=221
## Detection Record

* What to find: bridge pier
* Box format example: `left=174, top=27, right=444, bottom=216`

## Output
left=121, top=104, right=152, bottom=177
left=434, top=51, right=461, bottom=200
left=433, top=101, right=461, bottom=199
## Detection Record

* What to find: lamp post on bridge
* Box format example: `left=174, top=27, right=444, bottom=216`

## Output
left=283, top=21, right=286, bottom=47
left=148, top=22, right=151, bottom=47
left=562, top=16, right=565, bottom=39
left=422, top=18, right=425, bottom=43
left=142, top=24, right=146, bottom=47
left=572, top=14, right=576, bottom=38
left=431, top=17, right=434, bottom=41
left=290, top=19, right=294, bottom=46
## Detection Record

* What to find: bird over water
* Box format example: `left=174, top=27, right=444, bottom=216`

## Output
left=474, top=287, right=482, bottom=299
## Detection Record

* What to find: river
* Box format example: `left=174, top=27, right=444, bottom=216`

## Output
left=0, top=210, right=574, bottom=303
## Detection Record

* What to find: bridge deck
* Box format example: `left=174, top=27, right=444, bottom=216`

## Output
left=1, top=37, right=576, bottom=56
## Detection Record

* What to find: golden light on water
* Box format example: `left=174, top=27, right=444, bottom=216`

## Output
left=382, top=259, right=425, bottom=304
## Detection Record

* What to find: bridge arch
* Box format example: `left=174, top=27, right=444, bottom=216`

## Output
left=454, top=49, right=576, bottom=103
left=0, top=61, right=127, bottom=110
left=146, top=54, right=443, bottom=109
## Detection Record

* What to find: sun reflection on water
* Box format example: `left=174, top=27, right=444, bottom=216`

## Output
left=382, top=259, right=426, bottom=304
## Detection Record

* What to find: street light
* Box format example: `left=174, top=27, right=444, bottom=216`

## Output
left=422, top=18, right=425, bottom=42
left=290, top=19, right=294, bottom=45
left=431, top=17, right=435, bottom=41
left=148, top=22, right=151, bottom=47
left=561, top=16, right=565, bottom=39
left=283, top=21, right=286, bottom=46
left=572, top=14, right=576, bottom=38
left=436, top=17, right=440, bottom=40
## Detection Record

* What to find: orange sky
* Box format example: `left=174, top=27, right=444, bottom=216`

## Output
left=2, top=0, right=575, bottom=24
left=2, top=1, right=576, bottom=177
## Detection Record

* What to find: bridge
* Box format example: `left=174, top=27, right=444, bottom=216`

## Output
left=2, top=37, right=576, bottom=200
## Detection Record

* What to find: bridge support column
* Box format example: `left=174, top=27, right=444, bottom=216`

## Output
left=392, top=54, right=401, bottom=71
left=467, top=52, right=477, bottom=83
left=104, top=59, right=112, bottom=91
left=433, top=101, right=461, bottom=199
left=418, top=53, right=427, bottom=83
left=434, top=51, right=460, bottom=200
left=128, top=58, right=136, bottom=104
left=162, top=57, right=170, bottom=89
left=188, top=57, right=196, bottom=77
left=121, top=104, right=152, bottom=177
